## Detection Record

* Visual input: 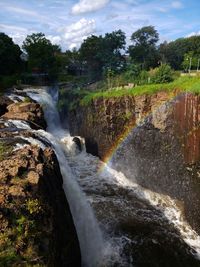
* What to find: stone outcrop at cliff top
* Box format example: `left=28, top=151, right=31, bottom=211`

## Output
left=67, top=91, right=200, bottom=235
left=0, top=92, right=81, bottom=266
left=2, top=101, right=47, bottom=129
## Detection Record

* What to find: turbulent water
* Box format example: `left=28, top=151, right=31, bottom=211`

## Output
left=15, top=87, right=200, bottom=267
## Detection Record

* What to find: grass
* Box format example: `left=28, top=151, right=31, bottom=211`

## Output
left=80, top=76, right=200, bottom=105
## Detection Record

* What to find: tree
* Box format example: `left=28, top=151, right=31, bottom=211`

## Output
left=158, top=35, right=200, bottom=70
left=129, top=26, right=159, bottom=69
left=22, top=33, right=60, bottom=78
left=79, top=35, right=104, bottom=79
left=79, top=30, right=126, bottom=80
left=0, top=32, right=22, bottom=75
left=182, top=51, right=200, bottom=71
left=65, top=48, right=84, bottom=76
left=102, top=30, right=126, bottom=71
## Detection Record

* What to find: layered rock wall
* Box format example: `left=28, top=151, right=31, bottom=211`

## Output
left=67, top=91, right=200, bottom=234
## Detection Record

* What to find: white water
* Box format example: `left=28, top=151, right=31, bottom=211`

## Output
left=24, top=88, right=107, bottom=267
left=16, top=86, right=200, bottom=266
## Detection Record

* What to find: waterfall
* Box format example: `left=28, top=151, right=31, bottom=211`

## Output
left=19, top=86, right=200, bottom=267
left=24, top=87, right=105, bottom=267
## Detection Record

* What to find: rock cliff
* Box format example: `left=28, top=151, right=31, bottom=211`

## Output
left=0, top=92, right=81, bottom=266
left=66, top=91, right=200, bottom=234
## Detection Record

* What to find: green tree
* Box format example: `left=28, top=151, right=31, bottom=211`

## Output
left=79, top=30, right=126, bottom=80
left=158, top=35, right=200, bottom=70
left=65, top=48, right=83, bottom=76
left=22, top=33, right=60, bottom=78
left=79, top=35, right=104, bottom=80
left=0, top=33, right=22, bottom=75
left=129, top=26, right=159, bottom=69
left=182, top=51, right=200, bottom=71
left=102, top=30, right=126, bottom=71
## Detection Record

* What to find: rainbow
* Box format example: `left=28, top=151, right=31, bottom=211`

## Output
left=98, top=89, right=188, bottom=172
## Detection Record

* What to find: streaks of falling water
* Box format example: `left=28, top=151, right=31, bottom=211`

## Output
left=24, top=87, right=109, bottom=267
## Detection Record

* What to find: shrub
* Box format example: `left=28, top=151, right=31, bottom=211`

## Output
left=151, top=64, right=174, bottom=83
left=123, top=64, right=141, bottom=82
left=138, top=70, right=149, bottom=84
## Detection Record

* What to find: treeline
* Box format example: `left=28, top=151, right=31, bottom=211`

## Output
left=68, top=26, right=200, bottom=80
left=0, top=26, right=200, bottom=88
left=0, top=32, right=61, bottom=88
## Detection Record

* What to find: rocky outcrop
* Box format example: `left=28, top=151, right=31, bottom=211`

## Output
left=0, top=93, right=81, bottom=266
left=2, top=102, right=46, bottom=129
left=67, top=91, right=200, bottom=234
left=0, top=96, right=13, bottom=116
left=0, top=143, right=81, bottom=266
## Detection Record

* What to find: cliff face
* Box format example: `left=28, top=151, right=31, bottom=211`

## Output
left=0, top=93, right=81, bottom=266
left=67, top=91, right=200, bottom=234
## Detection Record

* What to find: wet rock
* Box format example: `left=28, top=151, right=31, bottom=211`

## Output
left=2, top=102, right=46, bottom=129
left=0, top=92, right=81, bottom=266
left=73, top=137, right=82, bottom=151
left=0, top=96, right=13, bottom=116
left=0, top=143, right=81, bottom=266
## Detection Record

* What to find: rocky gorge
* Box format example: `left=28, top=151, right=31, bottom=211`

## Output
left=64, top=90, right=200, bottom=238
left=1, top=85, right=200, bottom=267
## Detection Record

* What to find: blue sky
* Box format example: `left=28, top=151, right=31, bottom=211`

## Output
left=0, top=0, right=200, bottom=50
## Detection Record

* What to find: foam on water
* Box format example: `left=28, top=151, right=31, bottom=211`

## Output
left=8, top=119, right=31, bottom=130
left=67, top=149, right=200, bottom=261
left=8, top=94, right=25, bottom=103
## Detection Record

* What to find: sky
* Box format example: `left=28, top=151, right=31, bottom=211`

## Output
left=0, top=0, right=200, bottom=51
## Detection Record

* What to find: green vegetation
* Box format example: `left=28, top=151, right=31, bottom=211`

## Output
left=0, top=33, right=23, bottom=76
left=129, top=26, right=159, bottom=69
left=57, top=87, right=89, bottom=111
left=150, top=64, right=174, bottom=83
left=0, top=142, right=13, bottom=161
left=26, top=199, right=42, bottom=214
left=0, top=32, right=24, bottom=89
left=1, top=25, right=200, bottom=90
left=23, top=96, right=32, bottom=103
left=80, top=76, right=200, bottom=105
left=0, top=193, right=48, bottom=266
left=22, top=33, right=61, bottom=80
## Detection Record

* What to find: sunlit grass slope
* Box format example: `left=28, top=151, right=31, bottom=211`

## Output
left=81, top=76, right=200, bottom=105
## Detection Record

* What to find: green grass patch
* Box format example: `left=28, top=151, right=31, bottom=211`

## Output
left=80, top=76, right=200, bottom=105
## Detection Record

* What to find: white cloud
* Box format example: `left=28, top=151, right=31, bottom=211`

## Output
left=171, top=1, right=183, bottom=9
left=46, top=35, right=62, bottom=45
left=186, top=31, right=200, bottom=38
left=58, top=18, right=96, bottom=49
left=10, top=33, right=27, bottom=46
left=0, top=24, right=30, bottom=46
left=71, top=0, right=110, bottom=15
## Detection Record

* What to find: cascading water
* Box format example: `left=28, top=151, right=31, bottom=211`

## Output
left=24, top=87, right=106, bottom=267
left=18, top=86, right=200, bottom=267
